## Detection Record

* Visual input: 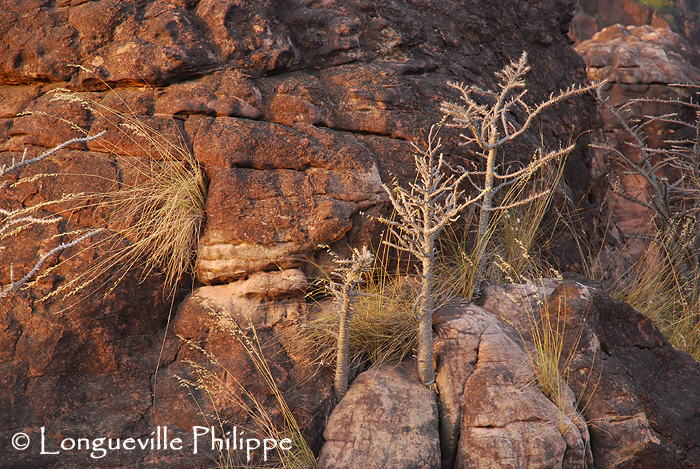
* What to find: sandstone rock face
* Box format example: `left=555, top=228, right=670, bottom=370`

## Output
left=480, top=276, right=700, bottom=469
left=434, top=303, right=592, bottom=469
left=1, top=0, right=604, bottom=467
left=317, top=361, right=441, bottom=469
left=152, top=273, right=334, bottom=461
left=579, top=25, right=700, bottom=85
left=0, top=0, right=604, bottom=284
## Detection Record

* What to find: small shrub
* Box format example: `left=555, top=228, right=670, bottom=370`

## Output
left=434, top=140, right=566, bottom=301
left=297, top=249, right=420, bottom=383
left=379, top=124, right=485, bottom=387
left=326, top=246, right=373, bottom=400
left=440, top=52, right=601, bottom=280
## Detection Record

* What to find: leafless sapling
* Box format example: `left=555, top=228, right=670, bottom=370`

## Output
left=440, top=52, right=601, bottom=279
left=379, top=125, right=486, bottom=388
left=327, top=245, right=374, bottom=400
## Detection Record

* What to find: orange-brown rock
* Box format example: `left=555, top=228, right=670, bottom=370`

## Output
left=0, top=0, right=605, bottom=467
left=571, top=0, right=671, bottom=43
left=317, top=361, right=441, bottom=469
left=434, top=302, right=592, bottom=469
left=576, top=25, right=700, bottom=260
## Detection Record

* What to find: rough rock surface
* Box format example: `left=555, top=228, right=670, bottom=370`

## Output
left=318, top=278, right=700, bottom=469
left=576, top=25, right=700, bottom=261
left=1, top=0, right=604, bottom=468
left=480, top=277, right=700, bottom=469
left=153, top=271, right=335, bottom=461
left=0, top=0, right=604, bottom=284
left=434, top=303, right=592, bottom=469
left=578, top=25, right=700, bottom=85
left=317, top=361, right=441, bottom=469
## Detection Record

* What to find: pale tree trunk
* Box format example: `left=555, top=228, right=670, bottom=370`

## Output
left=334, top=285, right=352, bottom=399
left=477, top=146, right=497, bottom=244
left=475, top=144, right=498, bottom=283
left=416, top=228, right=436, bottom=387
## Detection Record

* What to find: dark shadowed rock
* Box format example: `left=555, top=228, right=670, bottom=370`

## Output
left=317, top=361, right=441, bottom=469
left=480, top=277, right=700, bottom=469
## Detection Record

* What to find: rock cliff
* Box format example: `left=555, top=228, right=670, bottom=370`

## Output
left=3, top=1, right=696, bottom=469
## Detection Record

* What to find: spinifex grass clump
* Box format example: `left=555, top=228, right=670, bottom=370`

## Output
left=37, top=88, right=207, bottom=299
left=490, top=163, right=565, bottom=282
left=525, top=293, right=576, bottom=435
left=299, top=258, right=420, bottom=382
left=608, top=241, right=700, bottom=360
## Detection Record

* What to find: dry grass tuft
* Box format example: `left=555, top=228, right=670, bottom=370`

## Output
left=180, top=309, right=316, bottom=469
left=34, top=88, right=206, bottom=299
left=522, top=292, right=585, bottom=436
left=607, top=240, right=700, bottom=361
left=589, top=87, right=700, bottom=361
left=290, top=237, right=420, bottom=383
left=302, top=267, right=419, bottom=377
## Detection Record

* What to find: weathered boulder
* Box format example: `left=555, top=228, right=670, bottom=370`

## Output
left=572, top=0, right=700, bottom=47
left=434, top=303, right=592, bottom=469
left=570, top=0, right=671, bottom=44
left=480, top=276, right=700, bottom=469
left=268, top=275, right=700, bottom=469
left=578, top=25, right=700, bottom=86
left=317, top=361, right=441, bottom=469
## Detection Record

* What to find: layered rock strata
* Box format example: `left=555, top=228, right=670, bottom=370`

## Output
left=0, top=0, right=604, bottom=467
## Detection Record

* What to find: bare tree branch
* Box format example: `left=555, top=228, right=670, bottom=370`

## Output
left=1, top=132, right=106, bottom=299
left=441, top=52, right=603, bottom=282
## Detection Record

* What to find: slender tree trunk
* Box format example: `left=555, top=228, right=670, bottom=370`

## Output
left=334, top=286, right=351, bottom=399
left=476, top=146, right=497, bottom=277
left=416, top=234, right=436, bottom=387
